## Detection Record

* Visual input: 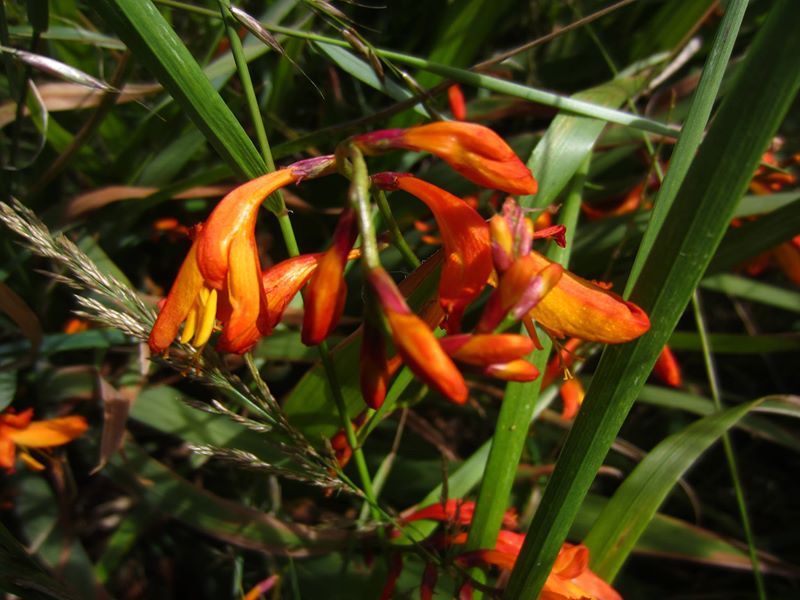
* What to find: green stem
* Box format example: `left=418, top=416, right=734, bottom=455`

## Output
left=691, top=291, right=766, bottom=599
left=343, top=145, right=381, bottom=268
left=318, top=339, right=379, bottom=520
left=374, top=189, right=420, bottom=269
left=154, top=0, right=677, bottom=138
left=216, top=0, right=288, bottom=216
left=466, top=159, right=589, bottom=555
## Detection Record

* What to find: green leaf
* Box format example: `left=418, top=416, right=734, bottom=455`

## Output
left=700, top=273, right=800, bottom=313
left=667, top=332, right=800, bottom=354
left=314, top=43, right=428, bottom=117
left=0, top=521, right=78, bottom=600
left=573, top=494, right=789, bottom=574
left=93, top=0, right=266, bottom=179
left=0, top=370, right=15, bottom=411
left=584, top=398, right=771, bottom=580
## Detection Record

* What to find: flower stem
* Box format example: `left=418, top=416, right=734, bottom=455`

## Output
left=692, top=291, right=766, bottom=600
left=465, top=159, right=588, bottom=563
left=318, top=339, right=380, bottom=520
left=374, top=189, right=420, bottom=269
left=217, top=0, right=289, bottom=218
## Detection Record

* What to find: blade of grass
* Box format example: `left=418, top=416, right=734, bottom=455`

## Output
left=625, top=0, right=749, bottom=291
left=582, top=397, right=768, bottom=580
left=94, top=0, right=266, bottom=179
left=700, top=273, right=800, bottom=314
left=691, top=290, right=765, bottom=595
left=465, top=159, right=587, bottom=555
left=504, top=2, right=800, bottom=597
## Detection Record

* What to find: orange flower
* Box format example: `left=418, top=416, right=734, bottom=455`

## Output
left=652, top=345, right=682, bottom=388
left=487, top=199, right=649, bottom=344
left=373, top=173, right=492, bottom=332
left=302, top=206, right=359, bottom=345
left=367, top=267, right=468, bottom=404
left=148, top=156, right=336, bottom=354
left=559, top=377, right=586, bottom=420
left=0, top=408, right=87, bottom=472
left=400, top=499, right=518, bottom=530
left=448, top=84, right=467, bottom=120
left=384, top=497, right=621, bottom=600
left=439, top=333, right=540, bottom=382
left=352, top=122, right=537, bottom=195
left=526, top=250, right=650, bottom=344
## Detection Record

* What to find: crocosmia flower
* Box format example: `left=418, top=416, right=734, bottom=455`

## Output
left=439, top=333, right=540, bottom=382
left=367, top=267, right=468, bottom=404
left=148, top=156, right=336, bottom=354
left=0, top=408, right=87, bottom=472
left=372, top=172, right=492, bottom=332
left=352, top=122, right=537, bottom=195
left=302, top=205, right=359, bottom=346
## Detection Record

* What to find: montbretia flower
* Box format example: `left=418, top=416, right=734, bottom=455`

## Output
left=525, top=250, right=650, bottom=344
left=352, top=121, right=537, bottom=195
left=652, top=345, right=682, bottom=388
left=439, top=333, right=540, bottom=382
left=367, top=267, right=468, bottom=404
left=399, top=499, right=518, bottom=530
left=372, top=172, right=492, bottom=332
left=458, top=536, right=622, bottom=600
left=148, top=156, right=336, bottom=354
left=447, top=84, right=467, bottom=121
left=382, top=498, right=621, bottom=600
left=489, top=199, right=650, bottom=344
left=302, top=205, right=359, bottom=346
left=0, top=408, right=87, bottom=473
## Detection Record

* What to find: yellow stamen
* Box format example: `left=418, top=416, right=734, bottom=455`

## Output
left=179, top=303, right=198, bottom=344
left=193, top=288, right=217, bottom=347
left=19, top=450, right=46, bottom=471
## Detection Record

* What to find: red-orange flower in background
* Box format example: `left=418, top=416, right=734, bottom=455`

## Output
left=382, top=498, right=621, bottom=600
left=367, top=267, right=468, bottom=404
left=148, top=156, right=336, bottom=354
left=652, top=345, right=682, bottom=388
left=0, top=408, right=87, bottom=473
left=373, top=172, right=492, bottom=332
left=351, top=121, right=537, bottom=195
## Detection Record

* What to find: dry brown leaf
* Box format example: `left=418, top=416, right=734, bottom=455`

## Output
left=92, top=375, right=138, bottom=474
left=65, top=184, right=233, bottom=219
left=0, top=82, right=162, bottom=128
left=0, top=281, right=42, bottom=363
left=66, top=184, right=340, bottom=220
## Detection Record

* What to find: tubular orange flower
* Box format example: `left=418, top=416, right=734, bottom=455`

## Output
left=439, top=333, right=540, bottom=382
left=652, top=345, right=682, bottom=388
left=148, top=156, right=336, bottom=354
left=400, top=499, right=518, bottom=529
left=0, top=408, right=87, bottom=472
left=373, top=173, right=492, bottom=332
left=367, top=267, right=468, bottom=404
left=352, top=122, right=537, bottom=195
left=526, top=250, right=650, bottom=344
left=448, top=84, right=467, bottom=120
left=559, top=377, right=585, bottom=420
left=302, top=205, right=359, bottom=345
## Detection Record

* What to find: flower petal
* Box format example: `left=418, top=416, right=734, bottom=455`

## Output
left=368, top=268, right=468, bottom=404
left=302, top=206, right=358, bottom=345
left=527, top=251, right=650, bottom=343
left=374, top=174, right=492, bottom=333
left=198, top=169, right=297, bottom=289
left=148, top=237, right=205, bottom=353
left=8, top=415, right=88, bottom=447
